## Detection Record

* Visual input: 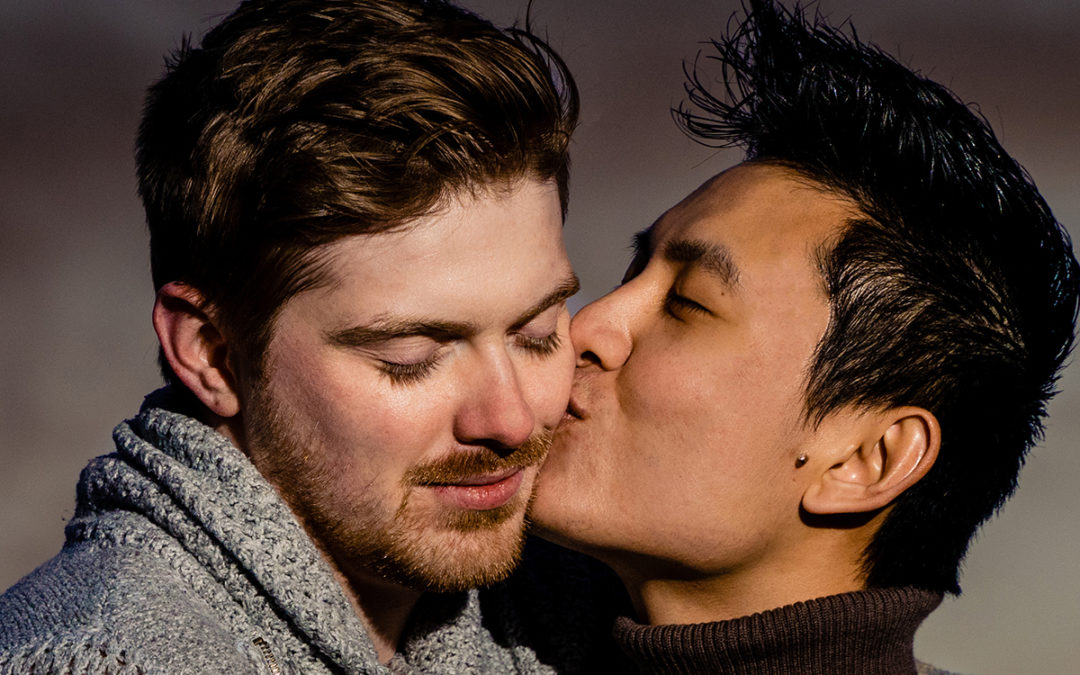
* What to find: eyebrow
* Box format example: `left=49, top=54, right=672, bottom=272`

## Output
left=325, top=273, right=580, bottom=347
left=631, top=229, right=651, bottom=260
left=633, top=227, right=741, bottom=288
left=510, top=273, right=580, bottom=330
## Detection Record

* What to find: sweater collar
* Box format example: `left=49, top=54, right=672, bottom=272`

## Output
left=612, top=586, right=942, bottom=674
left=79, top=387, right=385, bottom=671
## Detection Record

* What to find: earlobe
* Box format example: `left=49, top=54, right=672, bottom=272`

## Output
left=802, top=407, right=940, bottom=515
left=152, top=282, right=241, bottom=418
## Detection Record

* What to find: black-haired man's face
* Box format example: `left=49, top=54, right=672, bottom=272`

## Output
left=532, top=163, right=862, bottom=619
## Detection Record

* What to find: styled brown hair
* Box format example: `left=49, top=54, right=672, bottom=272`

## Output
left=137, top=0, right=579, bottom=385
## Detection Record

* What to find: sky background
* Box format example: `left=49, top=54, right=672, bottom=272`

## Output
left=1, top=1, right=1078, bottom=672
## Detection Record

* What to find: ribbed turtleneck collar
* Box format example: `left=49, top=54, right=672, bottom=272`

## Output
left=612, top=586, right=942, bottom=674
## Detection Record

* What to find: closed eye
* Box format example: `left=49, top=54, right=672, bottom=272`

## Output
left=516, top=330, right=563, bottom=356
left=377, top=351, right=445, bottom=385
left=664, top=289, right=712, bottom=319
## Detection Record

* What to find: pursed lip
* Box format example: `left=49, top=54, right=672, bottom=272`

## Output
left=427, top=468, right=528, bottom=511
left=427, top=466, right=523, bottom=487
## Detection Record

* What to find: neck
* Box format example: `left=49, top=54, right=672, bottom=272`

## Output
left=614, top=533, right=868, bottom=625
left=213, top=416, right=422, bottom=663
left=331, top=566, right=422, bottom=664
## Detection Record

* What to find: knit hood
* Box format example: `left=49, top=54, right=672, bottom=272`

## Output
left=67, top=387, right=386, bottom=672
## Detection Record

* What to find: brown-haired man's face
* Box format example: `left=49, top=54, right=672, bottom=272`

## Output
left=532, top=163, right=861, bottom=620
left=241, top=179, right=578, bottom=593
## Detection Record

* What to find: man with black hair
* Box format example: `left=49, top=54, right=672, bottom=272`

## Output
left=0, top=0, right=625, bottom=672
left=533, top=0, right=1079, bottom=671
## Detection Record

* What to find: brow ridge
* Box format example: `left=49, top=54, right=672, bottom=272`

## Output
left=510, top=273, right=580, bottom=330
left=325, top=273, right=580, bottom=347
left=662, top=238, right=740, bottom=287
left=637, top=226, right=741, bottom=288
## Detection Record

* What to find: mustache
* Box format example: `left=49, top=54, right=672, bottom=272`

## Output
left=403, top=430, right=553, bottom=486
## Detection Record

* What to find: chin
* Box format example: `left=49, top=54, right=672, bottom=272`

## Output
left=360, top=492, right=537, bottom=593
left=408, top=513, right=532, bottom=592
left=526, top=493, right=593, bottom=557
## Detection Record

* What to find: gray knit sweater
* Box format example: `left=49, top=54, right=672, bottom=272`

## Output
left=0, top=388, right=626, bottom=674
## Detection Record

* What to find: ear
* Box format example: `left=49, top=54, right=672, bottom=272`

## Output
left=152, top=282, right=241, bottom=418
left=802, top=407, right=940, bottom=515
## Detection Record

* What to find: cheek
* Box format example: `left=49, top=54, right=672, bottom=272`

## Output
left=621, top=343, right=712, bottom=423
left=271, top=358, right=453, bottom=465
left=520, top=345, right=576, bottom=430
left=616, top=341, right=788, bottom=469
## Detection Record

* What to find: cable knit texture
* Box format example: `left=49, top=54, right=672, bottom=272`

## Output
left=612, top=587, right=962, bottom=674
left=0, top=388, right=626, bottom=674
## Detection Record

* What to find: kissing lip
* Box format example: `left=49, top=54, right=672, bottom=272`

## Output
left=566, top=396, right=585, bottom=420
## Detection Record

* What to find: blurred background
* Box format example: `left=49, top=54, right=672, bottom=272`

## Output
left=1, top=1, right=1077, bottom=671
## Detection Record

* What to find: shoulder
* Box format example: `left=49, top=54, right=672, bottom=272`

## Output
left=0, top=632, right=262, bottom=675
left=0, top=538, right=259, bottom=674
left=0, top=631, right=143, bottom=674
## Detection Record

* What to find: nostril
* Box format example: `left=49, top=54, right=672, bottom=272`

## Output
left=578, top=350, right=602, bottom=366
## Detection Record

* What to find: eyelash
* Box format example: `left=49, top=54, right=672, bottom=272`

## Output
left=378, top=356, right=442, bottom=385
left=664, top=290, right=710, bottom=319
left=516, top=330, right=562, bottom=356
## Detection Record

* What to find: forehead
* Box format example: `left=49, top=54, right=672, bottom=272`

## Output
left=294, top=179, right=570, bottom=322
left=650, top=163, right=858, bottom=273
left=345, top=182, right=559, bottom=259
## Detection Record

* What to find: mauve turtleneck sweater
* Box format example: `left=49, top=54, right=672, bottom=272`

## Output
left=611, top=586, right=945, bottom=674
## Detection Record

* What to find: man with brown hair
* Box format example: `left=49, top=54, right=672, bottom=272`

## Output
left=0, top=1, right=623, bottom=672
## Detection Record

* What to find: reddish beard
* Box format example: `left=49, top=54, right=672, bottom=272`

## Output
left=243, top=381, right=553, bottom=592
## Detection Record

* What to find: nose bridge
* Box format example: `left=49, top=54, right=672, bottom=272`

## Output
left=454, top=343, right=534, bottom=448
left=571, top=279, right=642, bottom=371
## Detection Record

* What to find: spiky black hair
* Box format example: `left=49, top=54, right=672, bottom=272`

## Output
left=676, top=0, right=1078, bottom=592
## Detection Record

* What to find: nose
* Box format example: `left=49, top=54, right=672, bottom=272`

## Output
left=453, top=348, right=535, bottom=450
left=570, top=285, right=635, bottom=371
